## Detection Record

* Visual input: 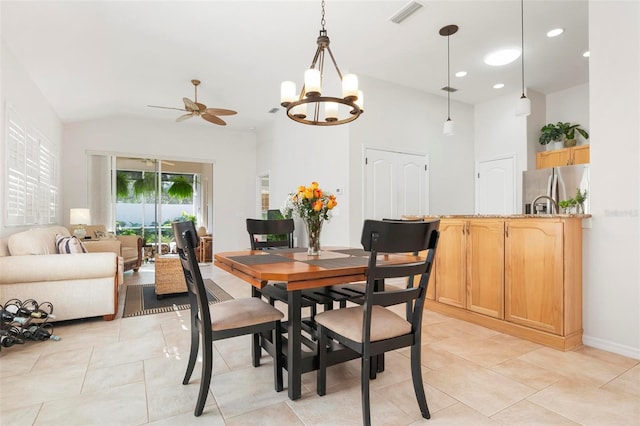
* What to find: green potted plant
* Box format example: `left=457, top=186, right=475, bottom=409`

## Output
left=539, top=122, right=589, bottom=148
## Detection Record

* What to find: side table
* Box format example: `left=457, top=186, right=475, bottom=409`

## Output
left=154, top=254, right=187, bottom=298
left=197, top=236, right=213, bottom=263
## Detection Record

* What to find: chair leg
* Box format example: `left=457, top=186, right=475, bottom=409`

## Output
left=410, top=343, right=431, bottom=419
left=252, top=332, right=261, bottom=367
left=361, top=356, right=372, bottom=426
left=316, top=326, right=327, bottom=396
left=274, top=321, right=284, bottom=392
left=194, top=338, right=213, bottom=417
left=183, top=317, right=200, bottom=385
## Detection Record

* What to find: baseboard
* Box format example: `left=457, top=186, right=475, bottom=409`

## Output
left=582, top=334, right=640, bottom=360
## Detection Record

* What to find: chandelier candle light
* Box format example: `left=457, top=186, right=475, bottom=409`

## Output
left=282, top=182, right=338, bottom=255
left=280, top=0, right=364, bottom=126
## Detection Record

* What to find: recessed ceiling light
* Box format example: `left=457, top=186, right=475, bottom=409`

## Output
left=455, top=71, right=467, bottom=77
left=493, top=83, right=505, bottom=89
left=484, top=48, right=521, bottom=66
left=583, top=51, right=590, bottom=58
left=547, top=28, right=564, bottom=38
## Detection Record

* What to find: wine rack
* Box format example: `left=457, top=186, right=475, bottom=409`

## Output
left=0, top=298, right=60, bottom=351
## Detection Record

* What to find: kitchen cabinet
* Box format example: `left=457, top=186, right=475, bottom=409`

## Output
left=434, top=219, right=504, bottom=319
left=504, top=220, right=563, bottom=334
left=536, top=145, right=590, bottom=169
left=425, top=216, right=584, bottom=351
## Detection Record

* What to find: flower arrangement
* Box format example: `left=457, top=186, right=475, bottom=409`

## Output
left=282, top=181, right=337, bottom=255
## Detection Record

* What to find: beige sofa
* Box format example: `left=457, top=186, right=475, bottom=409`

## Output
left=0, top=226, right=119, bottom=321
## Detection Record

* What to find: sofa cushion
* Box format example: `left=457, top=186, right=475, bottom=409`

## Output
left=8, top=226, right=70, bottom=256
left=0, top=238, right=9, bottom=257
left=56, top=234, right=88, bottom=254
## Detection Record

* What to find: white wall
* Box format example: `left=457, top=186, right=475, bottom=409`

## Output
left=63, top=116, right=257, bottom=253
left=348, top=76, right=476, bottom=244
left=546, top=83, right=590, bottom=144
left=0, top=42, right=64, bottom=237
left=584, top=1, right=640, bottom=359
left=256, top=113, right=351, bottom=248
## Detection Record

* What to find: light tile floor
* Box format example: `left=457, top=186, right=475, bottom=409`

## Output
left=1, top=263, right=638, bottom=425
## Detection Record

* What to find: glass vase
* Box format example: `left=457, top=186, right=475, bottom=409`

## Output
left=305, top=219, right=323, bottom=256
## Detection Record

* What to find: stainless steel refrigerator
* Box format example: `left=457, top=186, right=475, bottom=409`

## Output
left=522, top=164, right=590, bottom=214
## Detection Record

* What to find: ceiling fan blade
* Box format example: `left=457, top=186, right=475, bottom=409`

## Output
left=148, top=105, right=187, bottom=112
left=195, top=102, right=207, bottom=113
left=205, top=108, right=237, bottom=116
left=183, top=97, right=199, bottom=112
left=202, top=114, right=226, bottom=126
left=176, top=113, right=194, bottom=122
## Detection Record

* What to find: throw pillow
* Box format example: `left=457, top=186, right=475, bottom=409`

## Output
left=95, top=230, right=117, bottom=240
left=55, top=234, right=88, bottom=254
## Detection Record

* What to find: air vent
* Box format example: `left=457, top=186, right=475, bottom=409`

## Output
left=441, top=86, right=458, bottom=93
left=268, top=107, right=279, bottom=114
left=389, top=1, right=423, bottom=24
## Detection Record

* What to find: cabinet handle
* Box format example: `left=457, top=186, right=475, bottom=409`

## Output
left=505, top=223, right=509, bottom=238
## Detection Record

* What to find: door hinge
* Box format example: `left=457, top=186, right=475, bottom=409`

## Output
left=477, top=172, right=480, bottom=179
left=425, top=164, right=428, bottom=171
left=365, top=157, right=368, bottom=165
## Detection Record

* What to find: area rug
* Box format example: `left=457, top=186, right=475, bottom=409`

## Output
left=123, top=279, right=233, bottom=318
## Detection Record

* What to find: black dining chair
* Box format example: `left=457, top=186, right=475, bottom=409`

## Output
left=172, top=220, right=284, bottom=417
left=315, top=219, right=440, bottom=426
left=246, top=218, right=335, bottom=318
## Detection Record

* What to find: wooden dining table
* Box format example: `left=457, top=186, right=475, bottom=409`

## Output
left=214, top=247, right=422, bottom=400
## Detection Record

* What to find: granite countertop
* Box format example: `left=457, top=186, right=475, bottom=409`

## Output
left=404, top=214, right=592, bottom=220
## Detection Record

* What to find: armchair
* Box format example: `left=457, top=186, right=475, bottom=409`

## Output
left=80, top=225, right=143, bottom=272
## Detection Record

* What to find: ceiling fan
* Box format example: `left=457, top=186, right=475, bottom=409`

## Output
left=148, top=79, right=237, bottom=126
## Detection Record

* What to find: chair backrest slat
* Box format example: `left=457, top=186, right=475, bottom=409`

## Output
left=246, top=218, right=294, bottom=250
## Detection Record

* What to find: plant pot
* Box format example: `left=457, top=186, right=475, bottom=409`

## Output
left=563, top=139, right=577, bottom=148
left=552, top=140, right=564, bottom=150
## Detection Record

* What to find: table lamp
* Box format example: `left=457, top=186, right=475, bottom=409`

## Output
left=70, top=208, right=91, bottom=239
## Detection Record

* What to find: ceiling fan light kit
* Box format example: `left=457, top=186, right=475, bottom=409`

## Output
left=148, top=79, right=237, bottom=126
left=280, top=0, right=363, bottom=126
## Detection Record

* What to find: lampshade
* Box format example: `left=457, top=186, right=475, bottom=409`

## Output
left=443, top=119, right=455, bottom=136
left=70, top=208, right=91, bottom=225
left=516, top=95, right=531, bottom=116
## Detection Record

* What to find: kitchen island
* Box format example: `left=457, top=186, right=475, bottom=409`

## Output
left=410, top=214, right=589, bottom=351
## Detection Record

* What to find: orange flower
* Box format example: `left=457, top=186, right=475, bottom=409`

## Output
left=310, top=181, right=319, bottom=189
left=304, top=187, right=314, bottom=199
left=313, top=200, right=323, bottom=211
left=314, top=189, right=323, bottom=198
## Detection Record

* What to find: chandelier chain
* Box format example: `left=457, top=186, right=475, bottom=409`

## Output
left=321, top=0, right=326, bottom=30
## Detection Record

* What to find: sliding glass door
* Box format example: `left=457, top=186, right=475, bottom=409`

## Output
left=87, top=154, right=212, bottom=256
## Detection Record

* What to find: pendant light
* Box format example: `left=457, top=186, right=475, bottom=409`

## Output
left=280, top=0, right=363, bottom=126
left=516, top=0, right=531, bottom=116
left=440, top=24, right=458, bottom=136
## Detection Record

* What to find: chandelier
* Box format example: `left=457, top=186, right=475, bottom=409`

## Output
left=280, top=0, right=364, bottom=126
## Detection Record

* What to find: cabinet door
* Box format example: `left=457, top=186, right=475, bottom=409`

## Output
left=467, top=220, right=505, bottom=319
left=435, top=220, right=466, bottom=308
left=505, top=220, right=564, bottom=334
left=536, top=149, right=571, bottom=169
left=572, top=145, right=590, bottom=165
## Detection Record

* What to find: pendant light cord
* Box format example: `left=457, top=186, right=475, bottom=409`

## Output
left=520, top=0, right=526, bottom=97
left=447, top=33, right=451, bottom=120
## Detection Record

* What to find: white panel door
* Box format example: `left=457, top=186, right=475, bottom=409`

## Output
left=365, top=149, right=429, bottom=220
left=476, top=156, right=515, bottom=215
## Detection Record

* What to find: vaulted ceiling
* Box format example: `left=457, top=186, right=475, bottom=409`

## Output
left=1, top=0, right=589, bottom=131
